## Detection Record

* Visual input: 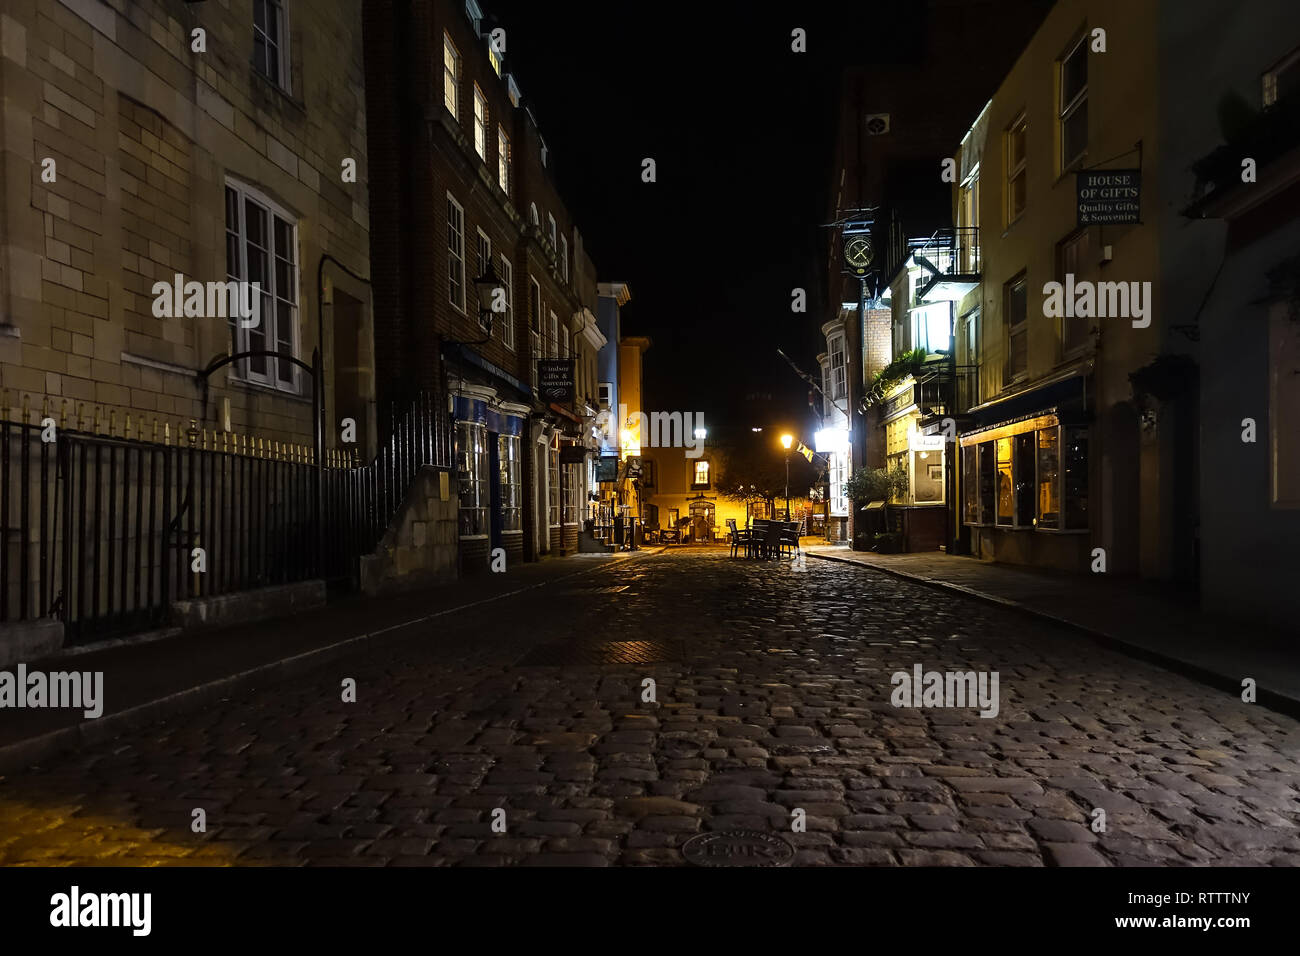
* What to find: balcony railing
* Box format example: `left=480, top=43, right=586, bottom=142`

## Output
left=911, top=227, right=980, bottom=303
left=914, top=362, right=980, bottom=419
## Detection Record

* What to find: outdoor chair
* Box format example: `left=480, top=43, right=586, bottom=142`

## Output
left=778, top=521, right=800, bottom=557
left=727, top=518, right=754, bottom=558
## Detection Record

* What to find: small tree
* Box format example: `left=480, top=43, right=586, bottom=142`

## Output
left=845, top=466, right=890, bottom=504
left=887, top=462, right=910, bottom=503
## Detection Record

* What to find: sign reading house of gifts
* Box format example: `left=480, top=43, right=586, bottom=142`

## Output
left=537, top=359, right=574, bottom=402
left=1076, top=169, right=1141, bottom=226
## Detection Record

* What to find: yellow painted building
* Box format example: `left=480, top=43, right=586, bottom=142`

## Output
left=944, top=0, right=1195, bottom=578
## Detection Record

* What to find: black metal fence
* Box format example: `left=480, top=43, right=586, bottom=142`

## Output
left=1, top=390, right=450, bottom=645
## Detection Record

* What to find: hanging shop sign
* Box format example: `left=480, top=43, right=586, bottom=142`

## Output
left=1076, top=169, right=1141, bottom=226
left=596, top=455, right=619, bottom=482
left=537, top=359, right=574, bottom=402
left=560, top=444, right=587, bottom=464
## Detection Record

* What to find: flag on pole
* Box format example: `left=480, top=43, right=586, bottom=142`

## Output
left=796, top=441, right=814, bottom=463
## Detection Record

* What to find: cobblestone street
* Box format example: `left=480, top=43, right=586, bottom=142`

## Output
left=3, top=549, right=1299, bottom=867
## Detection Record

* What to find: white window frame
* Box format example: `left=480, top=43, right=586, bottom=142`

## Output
left=447, top=192, right=466, bottom=314
left=528, top=275, right=541, bottom=333
left=531, top=329, right=541, bottom=391
left=1007, top=113, right=1027, bottom=225
left=443, top=32, right=460, bottom=120
left=547, top=213, right=557, bottom=251
left=224, top=178, right=300, bottom=392
left=499, top=254, right=515, bottom=350
left=473, top=85, right=488, bottom=161
left=561, top=325, right=570, bottom=359
left=559, top=235, right=569, bottom=282
left=1059, top=35, right=1088, bottom=171
left=475, top=227, right=491, bottom=291
left=828, top=332, right=846, bottom=401
left=548, top=439, right=561, bottom=528
left=253, top=0, right=290, bottom=93
left=456, top=418, right=489, bottom=537
left=497, top=126, right=511, bottom=194
left=498, top=432, right=522, bottom=531
left=1005, top=272, right=1028, bottom=384
left=549, top=310, right=558, bottom=359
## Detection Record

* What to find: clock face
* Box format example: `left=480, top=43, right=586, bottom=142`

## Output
left=844, top=235, right=874, bottom=268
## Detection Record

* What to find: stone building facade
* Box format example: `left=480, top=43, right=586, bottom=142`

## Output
left=0, top=0, right=374, bottom=454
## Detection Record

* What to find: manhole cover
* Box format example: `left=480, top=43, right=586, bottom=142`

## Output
left=681, top=830, right=795, bottom=867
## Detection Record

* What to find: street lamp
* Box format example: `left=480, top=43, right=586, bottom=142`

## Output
left=780, top=433, right=793, bottom=521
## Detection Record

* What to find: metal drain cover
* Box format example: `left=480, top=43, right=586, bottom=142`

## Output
left=682, top=830, right=795, bottom=867
left=516, top=639, right=679, bottom=665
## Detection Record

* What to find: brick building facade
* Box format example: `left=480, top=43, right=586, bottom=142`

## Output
left=363, top=0, right=604, bottom=574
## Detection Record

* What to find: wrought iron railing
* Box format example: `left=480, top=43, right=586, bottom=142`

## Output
left=910, top=227, right=981, bottom=304
left=0, top=389, right=450, bottom=644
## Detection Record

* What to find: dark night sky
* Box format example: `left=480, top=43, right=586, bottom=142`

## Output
left=485, top=1, right=933, bottom=444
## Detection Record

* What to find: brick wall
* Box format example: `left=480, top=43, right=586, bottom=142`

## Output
left=366, top=0, right=605, bottom=567
left=863, top=308, right=892, bottom=379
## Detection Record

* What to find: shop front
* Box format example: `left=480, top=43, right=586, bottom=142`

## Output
left=453, top=390, right=528, bottom=573
left=880, top=384, right=949, bottom=551
left=958, top=410, right=1090, bottom=570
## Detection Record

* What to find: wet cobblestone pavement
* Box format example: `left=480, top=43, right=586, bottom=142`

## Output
left=3, top=550, right=1299, bottom=866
